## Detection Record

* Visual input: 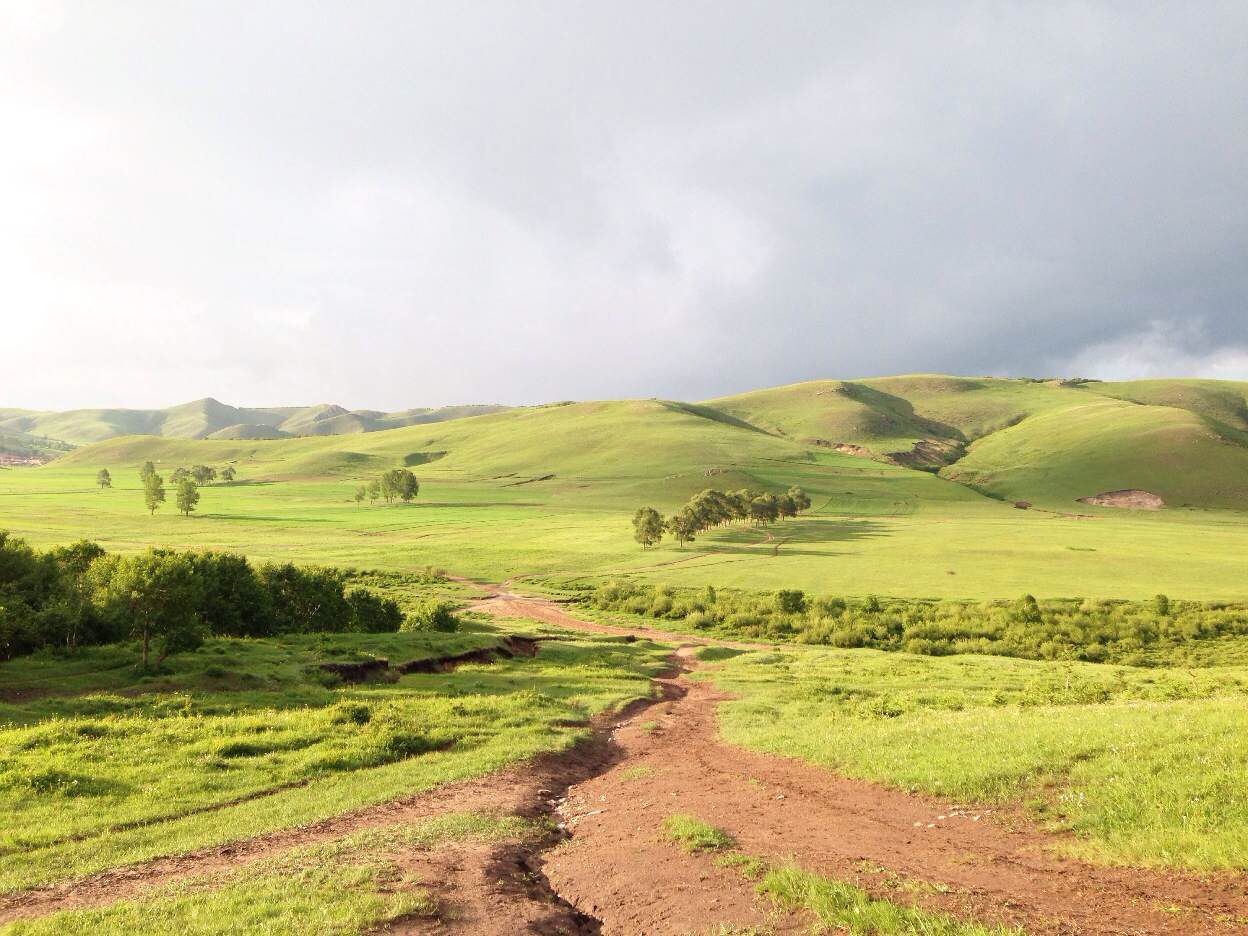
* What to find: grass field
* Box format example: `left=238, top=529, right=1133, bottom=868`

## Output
left=696, top=645, right=1248, bottom=870
left=4, top=376, right=1248, bottom=600
left=2, top=439, right=1248, bottom=601
left=0, top=620, right=666, bottom=892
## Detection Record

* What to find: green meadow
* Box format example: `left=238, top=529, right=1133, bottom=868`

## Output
left=3, top=379, right=1248, bottom=599
left=696, top=644, right=1248, bottom=870
left=0, top=621, right=667, bottom=892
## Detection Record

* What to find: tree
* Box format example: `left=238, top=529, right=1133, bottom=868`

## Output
left=749, top=493, right=779, bottom=526
left=139, top=461, right=156, bottom=483
left=89, top=551, right=203, bottom=669
left=787, top=485, right=812, bottom=514
left=632, top=507, right=664, bottom=549
left=354, top=486, right=367, bottom=507
left=665, top=510, right=699, bottom=547
left=143, top=472, right=166, bottom=516
left=170, top=466, right=190, bottom=484
left=220, top=466, right=236, bottom=482
left=176, top=478, right=200, bottom=517
left=96, top=469, right=111, bottom=490
left=367, top=480, right=381, bottom=505
left=379, top=467, right=419, bottom=504
left=191, top=465, right=217, bottom=485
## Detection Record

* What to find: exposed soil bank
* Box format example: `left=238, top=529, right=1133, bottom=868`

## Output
left=1078, top=489, right=1165, bottom=509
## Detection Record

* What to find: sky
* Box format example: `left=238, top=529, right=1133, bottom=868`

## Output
left=2, top=1, right=1246, bottom=411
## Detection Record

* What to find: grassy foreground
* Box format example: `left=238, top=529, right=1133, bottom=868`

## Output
left=695, top=646, right=1248, bottom=870
left=0, top=621, right=666, bottom=892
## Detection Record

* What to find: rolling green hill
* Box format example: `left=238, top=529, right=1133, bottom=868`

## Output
left=0, top=398, right=510, bottom=446
left=7, top=375, right=1248, bottom=599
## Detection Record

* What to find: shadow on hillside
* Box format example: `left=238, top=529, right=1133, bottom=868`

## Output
left=698, top=518, right=887, bottom=557
left=197, top=514, right=337, bottom=523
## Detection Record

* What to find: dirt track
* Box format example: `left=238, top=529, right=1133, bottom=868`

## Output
left=4, top=589, right=1247, bottom=933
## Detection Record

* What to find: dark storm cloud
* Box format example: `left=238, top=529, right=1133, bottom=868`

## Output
left=3, top=1, right=1246, bottom=409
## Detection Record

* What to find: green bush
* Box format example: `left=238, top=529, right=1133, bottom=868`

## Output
left=401, top=599, right=459, bottom=633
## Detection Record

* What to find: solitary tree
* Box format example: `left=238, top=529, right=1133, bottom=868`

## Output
left=176, top=478, right=200, bottom=517
left=96, top=468, right=112, bottom=490
left=143, top=472, right=166, bottom=516
left=139, top=461, right=156, bottom=483
left=367, top=479, right=381, bottom=505
left=220, top=466, right=237, bottom=482
left=632, top=506, right=664, bottom=549
left=354, top=485, right=367, bottom=507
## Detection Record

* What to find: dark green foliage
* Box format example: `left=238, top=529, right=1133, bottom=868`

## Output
left=582, top=580, right=1248, bottom=666
left=402, top=599, right=459, bottom=633
left=345, top=588, right=404, bottom=633
left=0, top=534, right=404, bottom=661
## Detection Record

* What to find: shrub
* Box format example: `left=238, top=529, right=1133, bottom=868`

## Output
left=402, top=599, right=459, bottom=633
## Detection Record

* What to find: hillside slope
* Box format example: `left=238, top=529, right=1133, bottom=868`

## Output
left=0, top=399, right=511, bottom=446
left=28, top=375, right=1248, bottom=511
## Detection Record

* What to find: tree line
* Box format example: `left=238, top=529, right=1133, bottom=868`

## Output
left=353, top=468, right=419, bottom=507
left=96, top=462, right=240, bottom=518
left=0, top=532, right=405, bottom=667
left=632, top=486, right=812, bottom=549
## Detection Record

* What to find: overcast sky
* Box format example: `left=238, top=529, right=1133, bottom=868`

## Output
left=2, top=1, right=1246, bottom=411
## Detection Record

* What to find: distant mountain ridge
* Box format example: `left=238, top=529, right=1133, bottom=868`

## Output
left=0, top=398, right=511, bottom=448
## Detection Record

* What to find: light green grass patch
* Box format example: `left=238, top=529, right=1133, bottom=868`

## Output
left=700, top=647, right=1248, bottom=870
left=755, top=863, right=1021, bottom=936
left=662, top=813, right=735, bottom=852
left=0, top=629, right=667, bottom=892
left=0, top=811, right=533, bottom=936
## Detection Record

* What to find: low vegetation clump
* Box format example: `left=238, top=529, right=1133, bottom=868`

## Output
left=0, top=533, right=403, bottom=663
left=661, top=813, right=735, bottom=852
left=699, top=646, right=1248, bottom=870
left=753, top=863, right=1020, bottom=936
left=577, top=580, right=1248, bottom=666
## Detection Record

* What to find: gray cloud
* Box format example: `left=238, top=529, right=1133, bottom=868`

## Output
left=2, top=1, right=1246, bottom=409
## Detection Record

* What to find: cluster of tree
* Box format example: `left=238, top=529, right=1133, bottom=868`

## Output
left=0, top=533, right=402, bottom=666
left=353, top=468, right=419, bottom=507
left=579, top=581, right=1248, bottom=666
left=169, top=464, right=236, bottom=485
left=130, top=462, right=237, bottom=517
left=633, top=486, right=812, bottom=548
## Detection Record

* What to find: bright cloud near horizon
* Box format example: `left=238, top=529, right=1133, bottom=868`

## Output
left=2, top=1, right=1247, bottom=411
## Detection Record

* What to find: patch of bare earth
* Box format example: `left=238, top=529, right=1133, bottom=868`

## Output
left=1077, top=489, right=1165, bottom=509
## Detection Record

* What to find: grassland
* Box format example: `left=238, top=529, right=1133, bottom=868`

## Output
left=3, top=382, right=1248, bottom=598
left=695, top=645, right=1248, bottom=870
left=1, top=812, right=540, bottom=936
left=0, top=619, right=667, bottom=892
